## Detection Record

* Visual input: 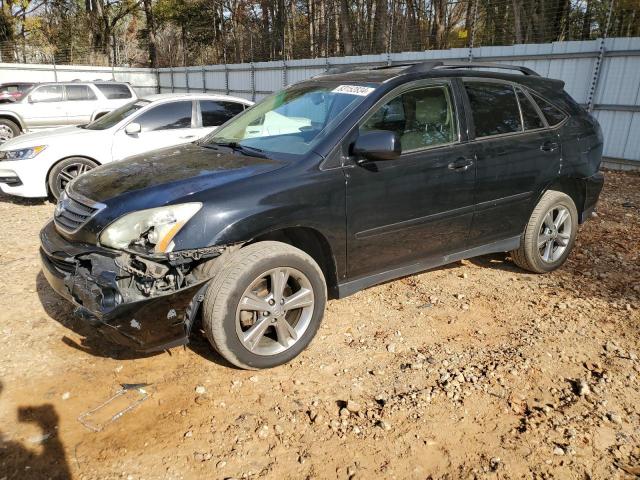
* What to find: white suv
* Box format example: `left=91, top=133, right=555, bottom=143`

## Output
left=0, top=82, right=136, bottom=144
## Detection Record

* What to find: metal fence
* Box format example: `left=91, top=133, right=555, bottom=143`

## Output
left=157, top=37, right=640, bottom=167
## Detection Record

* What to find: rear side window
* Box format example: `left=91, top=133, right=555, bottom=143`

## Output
left=65, top=85, right=97, bottom=101
left=95, top=83, right=133, bottom=99
left=200, top=100, right=245, bottom=127
left=465, top=82, right=522, bottom=137
left=29, top=85, right=64, bottom=103
left=533, top=95, right=567, bottom=126
left=135, top=101, right=192, bottom=131
left=516, top=88, right=545, bottom=130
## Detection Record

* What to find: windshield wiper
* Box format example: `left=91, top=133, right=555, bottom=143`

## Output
left=204, top=140, right=268, bottom=158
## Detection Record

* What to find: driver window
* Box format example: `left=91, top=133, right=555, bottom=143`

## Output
left=361, top=85, right=456, bottom=153
left=30, top=85, right=64, bottom=103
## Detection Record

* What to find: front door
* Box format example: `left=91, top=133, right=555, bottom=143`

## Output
left=462, top=81, right=562, bottom=245
left=345, top=81, right=476, bottom=279
left=112, top=100, right=196, bottom=161
left=23, top=85, right=66, bottom=130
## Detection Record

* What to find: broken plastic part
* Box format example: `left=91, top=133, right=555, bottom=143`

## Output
left=77, top=384, right=150, bottom=432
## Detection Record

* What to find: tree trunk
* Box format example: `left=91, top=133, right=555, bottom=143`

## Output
left=142, top=0, right=158, bottom=68
left=339, top=0, right=353, bottom=55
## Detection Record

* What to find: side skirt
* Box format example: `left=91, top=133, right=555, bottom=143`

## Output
left=336, top=235, right=521, bottom=299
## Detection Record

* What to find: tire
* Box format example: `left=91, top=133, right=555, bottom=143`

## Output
left=48, top=157, right=99, bottom=200
left=0, top=118, right=20, bottom=144
left=201, top=241, right=327, bottom=369
left=510, top=190, right=578, bottom=273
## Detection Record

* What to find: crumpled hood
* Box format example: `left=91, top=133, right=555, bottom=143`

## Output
left=1, top=126, right=92, bottom=149
left=70, top=142, right=287, bottom=204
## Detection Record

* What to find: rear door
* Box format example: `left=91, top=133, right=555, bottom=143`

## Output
left=22, top=85, right=66, bottom=129
left=111, top=100, right=196, bottom=160
left=63, top=84, right=99, bottom=125
left=463, top=80, right=561, bottom=246
left=345, top=80, right=476, bottom=279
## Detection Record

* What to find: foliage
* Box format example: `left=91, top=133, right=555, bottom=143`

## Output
left=0, top=0, right=638, bottom=67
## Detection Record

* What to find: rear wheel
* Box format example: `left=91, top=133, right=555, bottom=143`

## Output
left=48, top=157, right=98, bottom=200
left=201, top=241, right=327, bottom=369
left=510, top=190, right=578, bottom=273
left=0, top=119, right=20, bottom=144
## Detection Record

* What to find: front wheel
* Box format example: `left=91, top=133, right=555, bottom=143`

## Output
left=48, top=157, right=98, bottom=200
left=510, top=190, right=578, bottom=273
left=0, top=118, right=20, bottom=144
left=201, top=241, right=327, bottom=369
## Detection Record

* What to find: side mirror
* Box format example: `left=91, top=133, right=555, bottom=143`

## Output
left=27, top=96, right=34, bottom=103
left=124, top=122, right=141, bottom=135
left=352, top=130, right=401, bottom=162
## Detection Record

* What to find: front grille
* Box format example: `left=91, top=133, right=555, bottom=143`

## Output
left=54, top=192, right=99, bottom=232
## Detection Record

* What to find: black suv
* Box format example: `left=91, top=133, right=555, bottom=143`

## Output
left=40, top=61, right=603, bottom=369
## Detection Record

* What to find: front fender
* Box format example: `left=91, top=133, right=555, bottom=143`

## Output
left=0, top=110, right=25, bottom=130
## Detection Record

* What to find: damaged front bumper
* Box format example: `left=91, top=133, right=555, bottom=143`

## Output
left=40, top=220, right=221, bottom=351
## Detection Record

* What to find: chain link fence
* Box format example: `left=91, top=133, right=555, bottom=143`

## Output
left=0, top=0, right=638, bottom=68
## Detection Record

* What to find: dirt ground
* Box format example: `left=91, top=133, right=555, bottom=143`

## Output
left=0, top=171, right=638, bottom=480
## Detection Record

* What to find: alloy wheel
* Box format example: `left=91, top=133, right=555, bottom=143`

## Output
left=56, top=162, right=94, bottom=193
left=0, top=125, right=15, bottom=144
left=538, top=205, right=572, bottom=263
left=235, top=267, right=315, bottom=356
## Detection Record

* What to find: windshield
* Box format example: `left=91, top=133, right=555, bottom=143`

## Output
left=203, top=82, right=378, bottom=156
left=84, top=100, right=150, bottom=130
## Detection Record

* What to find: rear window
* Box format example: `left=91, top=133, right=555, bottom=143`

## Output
left=200, top=100, right=245, bottom=127
left=65, top=85, right=97, bottom=101
left=532, top=95, right=567, bottom=126
left=465, top=82, right=522, bottom=138
left=95, top=83, right=133, bottom=99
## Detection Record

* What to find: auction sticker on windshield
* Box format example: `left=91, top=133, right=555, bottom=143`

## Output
left=332, top=85, right=376, bottom=96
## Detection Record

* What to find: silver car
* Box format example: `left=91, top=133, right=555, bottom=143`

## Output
left=0, top=81, right=137, bottom=144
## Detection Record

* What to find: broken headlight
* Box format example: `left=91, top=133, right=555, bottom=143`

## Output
left=99, top=203, right=202, bottom=253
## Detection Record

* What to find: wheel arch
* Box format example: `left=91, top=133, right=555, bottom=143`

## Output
left=537, top=177, right=586, bottom=222
left=249, top=227, right=339, bottom=299
left=0, top=113, right=25, bottom=131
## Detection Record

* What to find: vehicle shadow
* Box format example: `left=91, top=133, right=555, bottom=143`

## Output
left=0, top=191, right=49, bottom=206
left=35, top=271, right=158, bottom=361
left=0, top=381, right=71, bottom=480
left=467, top=252, right=523, bottom=273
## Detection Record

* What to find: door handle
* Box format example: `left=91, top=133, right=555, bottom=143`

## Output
left=540, top=141, right=559, bottom=152
left=179, top=135, right=196, bottom=139
left=448, top=157, right=474, bottom=172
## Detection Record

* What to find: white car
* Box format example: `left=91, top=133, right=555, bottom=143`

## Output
left=0, top=93, right=253, bottom=199
left=0, top=82, right=137, bottom=143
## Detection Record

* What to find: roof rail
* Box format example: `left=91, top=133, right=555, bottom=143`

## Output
left=432, top=61, right=540, bottom=76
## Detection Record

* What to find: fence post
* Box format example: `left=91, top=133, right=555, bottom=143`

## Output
left=282, top=59, right=288, bottom=87
left=224, top=64, right=230, bottom=95
left=156, top=68, right=161, bottom=94
left=250, top=35, right=256, bottom=101
left=201, top=65, right=207, bottom=92
left=468, top=0, right=478, bottom=62
left=587, top=0, right=615, bottom=112
left=170, top=66, right=175, bottom=93
left=52, top=56, right=58, bottom=82
left=185, top=66, right=190, bottom=92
